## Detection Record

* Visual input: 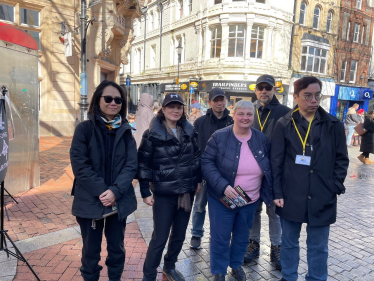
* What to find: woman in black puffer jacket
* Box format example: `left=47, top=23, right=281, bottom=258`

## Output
left=138, top=93, right=201, bottom=281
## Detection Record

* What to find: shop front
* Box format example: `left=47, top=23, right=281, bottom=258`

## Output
left=330, top=85, right=373, bottom=121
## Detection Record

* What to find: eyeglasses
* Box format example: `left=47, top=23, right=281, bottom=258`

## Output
left=256, top=85, right=273, bottom=91
left=302, top=93, right=323, bottom=101
left=101, top=96, right=123, bottom=104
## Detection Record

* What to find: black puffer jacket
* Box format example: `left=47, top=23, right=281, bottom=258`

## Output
left=70, top=114, right=138, bottom=221
left=360, top=115, right=374, bottom=153
left=137, top=118, right=201, bottom=196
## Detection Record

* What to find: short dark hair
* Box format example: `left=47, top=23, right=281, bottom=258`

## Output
left=88, top=80, right=127, bottom=119
left=293, top=76, right=322, bottom=96
left=156, top=102, right=187, bottom=124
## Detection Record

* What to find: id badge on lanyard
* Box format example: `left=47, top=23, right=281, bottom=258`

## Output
left=292, top=109, right=314, bottom=166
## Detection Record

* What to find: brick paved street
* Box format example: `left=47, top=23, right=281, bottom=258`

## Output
left=1, top=137, right=374, bottom=280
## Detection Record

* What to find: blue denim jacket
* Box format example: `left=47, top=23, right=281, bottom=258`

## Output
left=201, top=125, right=273, bottom=207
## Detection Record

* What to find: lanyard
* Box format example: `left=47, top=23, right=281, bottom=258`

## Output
left=291, top=108, right=314, bottom=156
left=256, top=109, right=271, bottom=132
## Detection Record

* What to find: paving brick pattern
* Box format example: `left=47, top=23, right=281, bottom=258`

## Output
left=6, top=137, right=374, bottom=280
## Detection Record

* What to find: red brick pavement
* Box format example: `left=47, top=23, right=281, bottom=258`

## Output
left=9, top=136, right=167, bottom=281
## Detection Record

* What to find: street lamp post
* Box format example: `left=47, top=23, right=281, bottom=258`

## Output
left=176, top=43, right=182, bottom=94
left=140, top=6, right=148, bottom=73
left=157, top=0, right=163, bottom=71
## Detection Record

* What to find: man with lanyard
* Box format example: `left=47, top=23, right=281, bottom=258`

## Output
left=244, top=74, right=290, bottom=270
left=271, top=76, right=348, bottom=281
left=190, top=88, right=234, bottom=249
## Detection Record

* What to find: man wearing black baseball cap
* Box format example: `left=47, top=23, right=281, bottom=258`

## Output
left=244, top=74, right=290, bottom=270
left=190, top=87, right=233, bottom=250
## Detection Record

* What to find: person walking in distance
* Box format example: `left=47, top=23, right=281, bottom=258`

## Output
left=244, top=75, right=290, bottom=270
left=190, top=88, right=234, bottom=249
left=271, top=76, right=348, bottom=281
left=345, top=103, right=360, bottom=148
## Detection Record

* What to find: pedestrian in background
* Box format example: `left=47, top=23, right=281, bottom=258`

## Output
left=153, top=100, right=161, bottom=115
left=345, top=103, right=360, bottom=148
left=188, top=102, right=203, bottom=125
left=201, top=100, right=272, bottom=281
left=245, top=75, right=290, bottom=270
left=128, top=113, right=136, bottom=134
left=138, top=93, right=201, bottom=281
left=353, top=109, right=365, bottom=146
left=358, top=110, right=374, bottom=164
left=70, top=80, right=138, bottom=281
left=190, top=88, right=233, bottom=250
left=271, top=76, right=348, bottom=281
left=134, top=93, right=154, bottom=148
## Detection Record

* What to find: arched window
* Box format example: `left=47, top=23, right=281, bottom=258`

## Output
left=313, top=7, right=320, bottom=29
left=326, top=11, right=333, bottom=33
left=299, top=2, right=306, bottom=25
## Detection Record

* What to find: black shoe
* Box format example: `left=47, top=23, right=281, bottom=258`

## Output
left=162, top=267, right=185, bottom=281
left=243, top=240, right=260, bottom=263
left=190, top=236, right=201, bottom=249
left=270, top=244, right=282, bottom=270
left=231, top=266, right=246, bottom=281
left=214, top=273, right=225, bottom=281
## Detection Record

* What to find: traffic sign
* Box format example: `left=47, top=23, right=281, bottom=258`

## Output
left=190, top=86, right=194, bottom=94
left=125, top=78, right=131, bottom=86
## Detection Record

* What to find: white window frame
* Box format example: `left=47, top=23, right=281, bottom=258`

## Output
left=347, top=22, right=350, bottom=41
left=313, top=7, right=320, bottom=30
left=228, top=25, right=246, bottom=58
left=300, top=45, right=328, bottom=74
left=349, top=60, right=357, bottom=83
left=361, top=26, right=365, bottom=43
left=299, top=2, right=306, bottom=25
left=326, top=11, right=332, bottom=33
left=0, top=3, right=15, bottom=23
left=353, top=23, right=360, bottom=43
left=210, top=26, right=222, bottom=58
left=341, top=60, right=347, bottom=82
left=356, top=0, right=362, bottom=9
left=250, top=25, right=265, bottom=59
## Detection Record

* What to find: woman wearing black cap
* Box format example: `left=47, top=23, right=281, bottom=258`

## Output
left=138, top=93, right=202, bottom=281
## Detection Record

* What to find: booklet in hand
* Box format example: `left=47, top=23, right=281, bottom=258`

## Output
left=220, top=185, right=252, bottom=210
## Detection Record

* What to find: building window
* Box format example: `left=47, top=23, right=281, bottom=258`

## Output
left=250, top=25, right=264, bottom=59
left=0, top=4, right=14, bottom=22
left=341, top=60, right=347, bottom=82
left=256, top=0, right=266, bottom=3
left=214, top=0, right=222, bottom=3
left=149, top=12, right=153, bottom=31
left=150, top=45, right=156, bottom=68
left=299, top=2, right=306, bottom=25
left=356, top=0, right=362, bottom=9
left=20, top=8, right=39, bottom=26
left=210, top=26, right=222, bottom=58
left=228, top=25, right=245, bottom=57
left=353, top=24, right=360, bottom=43
left=189, top=0, right=192, bottom=13
left=326, top=11, right=332, bottom=33
left=313, top=7, right=320, bottom=30
left=361, top=26, right=365, bottom=43
left=350, top=60, right=357, bottom=83
left=24, top=30, right=40, bottom=49
left=300, top=46, right=327, bottom=74
left=347, top=22, right=350, bottom=40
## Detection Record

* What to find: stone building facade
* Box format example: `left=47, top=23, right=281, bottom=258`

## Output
left=0, top=0, right=140, bottom=136
left=125, top=0, right=295, bottom=113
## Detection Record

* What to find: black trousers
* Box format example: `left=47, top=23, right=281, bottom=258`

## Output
left=76, top=214, right=127, bottom=281
left=143, top=193, right=194, bottom=279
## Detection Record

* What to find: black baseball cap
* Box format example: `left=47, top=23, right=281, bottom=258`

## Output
left=209, top=88, right=226, bottom=101
left=162, top=93, right=185, bottom=107
left=256, top=74, right=275, bottom=87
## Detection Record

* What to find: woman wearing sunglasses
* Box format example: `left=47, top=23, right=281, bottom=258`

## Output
left=138, top=93, right=201, bottom=281
left=70, top=80, right=138, bottom=281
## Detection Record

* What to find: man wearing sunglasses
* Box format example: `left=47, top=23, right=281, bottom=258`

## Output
left=271, top=76, right=348, bottom=281
left=244, top=74, right=290, bottom=270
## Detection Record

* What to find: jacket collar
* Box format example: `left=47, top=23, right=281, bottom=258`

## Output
left=206, top=108, right=231, bottom=122
left=148, top=117, right=195, bottom=141
left=253, top=95, right=280, bottom=112
left=283, top=105, right=339, bottom=124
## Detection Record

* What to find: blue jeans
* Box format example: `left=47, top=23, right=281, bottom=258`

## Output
left=208, top=194, right=260, bottom=275
left=249, top=200, right=282, bottom=246
left=346, top=125, right=355, bottom=146
left=280, top=218, right=330, bottom=281
left=191, top=180, right=208, bottom=237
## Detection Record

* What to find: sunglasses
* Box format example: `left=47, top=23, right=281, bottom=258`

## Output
left=101, top=96, right=123, bottom=104
left=256, top=85, right=273, bottom=91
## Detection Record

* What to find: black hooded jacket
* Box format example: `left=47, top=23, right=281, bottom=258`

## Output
left=194, top=108, right=234, bottom=152
left=137, top=118, right=201, bottom=197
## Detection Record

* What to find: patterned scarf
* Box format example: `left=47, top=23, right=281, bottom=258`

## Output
left=101, top=115, right=122, bottom=130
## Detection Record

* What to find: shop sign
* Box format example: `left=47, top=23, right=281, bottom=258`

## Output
left=199, top=80, right=254, bottom=93
left=337, top=86, right=373, bottom=100
left=161, top=83, right=189, bottom=92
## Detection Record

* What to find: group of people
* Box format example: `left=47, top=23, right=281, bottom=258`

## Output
left=69, top=75, right=349, bottom=281
left=345, top=103, right=374, bottom=164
